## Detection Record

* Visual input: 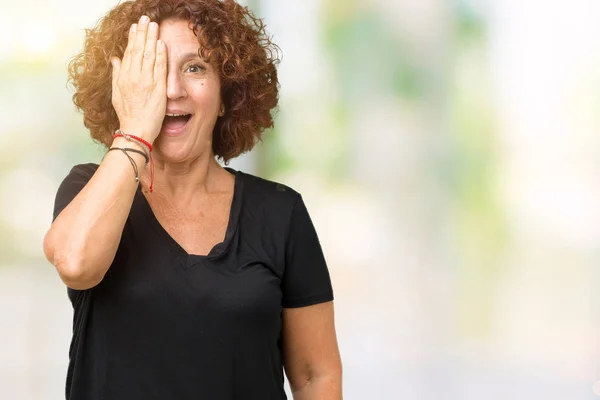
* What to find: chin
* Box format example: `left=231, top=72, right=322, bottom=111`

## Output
left=154, top=141, right=189, bottom=161
left=155, top=140, right=213, bottom=163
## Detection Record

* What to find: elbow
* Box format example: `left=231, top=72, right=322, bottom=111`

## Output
left=43, top=230, right=104, bottom=290
left=289, top=366, right=343, bottom=396
left=57, top=261, right=104, bottom=290
left=311, top=369, right=343, bottom=388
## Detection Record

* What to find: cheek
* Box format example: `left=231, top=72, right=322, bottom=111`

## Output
left=191, top=83, right=220, bottom=109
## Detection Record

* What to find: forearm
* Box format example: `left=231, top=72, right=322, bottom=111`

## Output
left=291, top=374, right=342, bottom=400
left=44, top=137, right=146, bottom=289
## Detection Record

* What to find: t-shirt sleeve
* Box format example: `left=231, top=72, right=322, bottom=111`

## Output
left=281, top=194, right=334, bottom=308
left=52, top=163, right=98, bottom=222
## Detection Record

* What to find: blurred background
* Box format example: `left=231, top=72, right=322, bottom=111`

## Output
left=1, top=0, right=600, bottom=398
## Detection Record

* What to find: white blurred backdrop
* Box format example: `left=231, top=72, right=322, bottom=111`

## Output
left=1, top=0, right=600, bottom=399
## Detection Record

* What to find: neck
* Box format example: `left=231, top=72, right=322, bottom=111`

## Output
left=140, top=150, right=228, bottom=204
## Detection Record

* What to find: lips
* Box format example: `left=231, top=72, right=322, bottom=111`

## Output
left=161, top=113, right=192, bottom=136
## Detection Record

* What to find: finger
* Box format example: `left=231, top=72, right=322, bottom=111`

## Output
left=130, top=15, right=150, bottom=72
left=141, top=22, right=158, bottom=75
left=153, top=39, right=167, bottom=85
left=110, top=57, right=122, bottom=111
left=110, top=56, right=121, bottom=87
left=121, top=23, right=137, bottom=72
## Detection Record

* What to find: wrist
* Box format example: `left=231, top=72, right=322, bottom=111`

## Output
left=113, top=129, right=154, bottom=152
left=112, top=128, right=156, bottom=193
left=111, top=136, right=148, bottom=155
left=105, top=147, right=145, bottom=185
left=117, top=127, right=155, bottom=146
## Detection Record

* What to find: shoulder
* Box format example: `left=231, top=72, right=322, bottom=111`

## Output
left=235, top=169, right=309, bottom=239
left=66, top=163, right=100, bottom=180
left=56, top=162, right=100, bottom=189
left=237, top=169, right=301, bottom=211
left=52, top=163, right=100, bottom=221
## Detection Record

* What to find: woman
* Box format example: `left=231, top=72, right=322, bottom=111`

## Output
left=43, top=1, right=342, bottom=399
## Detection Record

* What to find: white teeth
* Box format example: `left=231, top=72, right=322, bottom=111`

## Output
left=165, top=113, right=189, bottom=117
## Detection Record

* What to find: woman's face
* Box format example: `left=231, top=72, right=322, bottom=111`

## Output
left=154, top=18, right=222, bottom=161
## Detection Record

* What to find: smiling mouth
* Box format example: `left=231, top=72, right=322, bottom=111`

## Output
left=162, top=114, right=192, bottom=133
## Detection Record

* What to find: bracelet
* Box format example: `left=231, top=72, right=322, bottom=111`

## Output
left=108, top=146, right=149, bottom=164
left=110, top=147, right=139, bottom=182
left=113, top=129, right=155, bottom=193
left=113, top=129, right=153, bottom=152
left=113, top=130, right=150, bottom=160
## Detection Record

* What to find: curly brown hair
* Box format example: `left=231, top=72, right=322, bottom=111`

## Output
left=67, top=0, right=280, bottom=162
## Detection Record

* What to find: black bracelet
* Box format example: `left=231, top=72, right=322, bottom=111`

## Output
left=108, top=146, right=149, bottom=164
left=108, top=147, right=139, bottom=182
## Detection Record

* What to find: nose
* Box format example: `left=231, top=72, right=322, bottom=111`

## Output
left=166, top=69, right=187, bottom=100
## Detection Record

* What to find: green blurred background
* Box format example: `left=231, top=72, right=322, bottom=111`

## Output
left=2, top=0, right=600, bottom=398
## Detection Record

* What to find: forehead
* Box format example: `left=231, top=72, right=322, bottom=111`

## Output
left=158, top=18, right=201, bottom=56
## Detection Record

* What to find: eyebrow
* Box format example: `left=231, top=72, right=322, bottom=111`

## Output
left=177, top=51, right=205, bottom=61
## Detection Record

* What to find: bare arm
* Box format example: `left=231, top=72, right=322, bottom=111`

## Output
left=43, top=15, right=166, bottom=290
left=283, top=301, right=343, bottom=400
left=43, top=146, right=146, bottom=289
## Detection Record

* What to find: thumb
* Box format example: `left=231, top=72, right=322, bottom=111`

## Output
left=110, top=57, right=121, bottom=85
left=110, top=56, right=121, bottom=70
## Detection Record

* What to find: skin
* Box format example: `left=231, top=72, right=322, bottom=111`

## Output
left=112, top=16, right=230, bottom=204
left=283, top=302, right=343, bottom=399
left=140, top=18, right=230, bottom=203
left=45, top=14, right=342, bottom=399
left=128, top=18, right=235, bottom=256
left=153, top=19, right=222, bottom=161
left=43, top=16, right=168, bottom=290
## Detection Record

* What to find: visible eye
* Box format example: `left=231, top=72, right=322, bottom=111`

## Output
left=185, top=63, right=205, bottom=73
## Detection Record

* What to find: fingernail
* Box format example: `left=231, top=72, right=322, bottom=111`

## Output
left=149, top=22, right=157, bottom=31
left=131, top=24, right=137, bottom=33
left=140, top=15, right=149, bottom=24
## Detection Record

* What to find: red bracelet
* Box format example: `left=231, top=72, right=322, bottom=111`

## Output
left=113, top=129, right=155, bottom=193
left=113, top=129, right=153, bottom=152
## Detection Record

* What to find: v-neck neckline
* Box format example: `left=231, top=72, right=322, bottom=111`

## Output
left=135, top=167, right=243, bottom=268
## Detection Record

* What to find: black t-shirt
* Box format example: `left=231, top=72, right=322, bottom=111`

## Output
left=52, top=163, right=334, bottom=400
